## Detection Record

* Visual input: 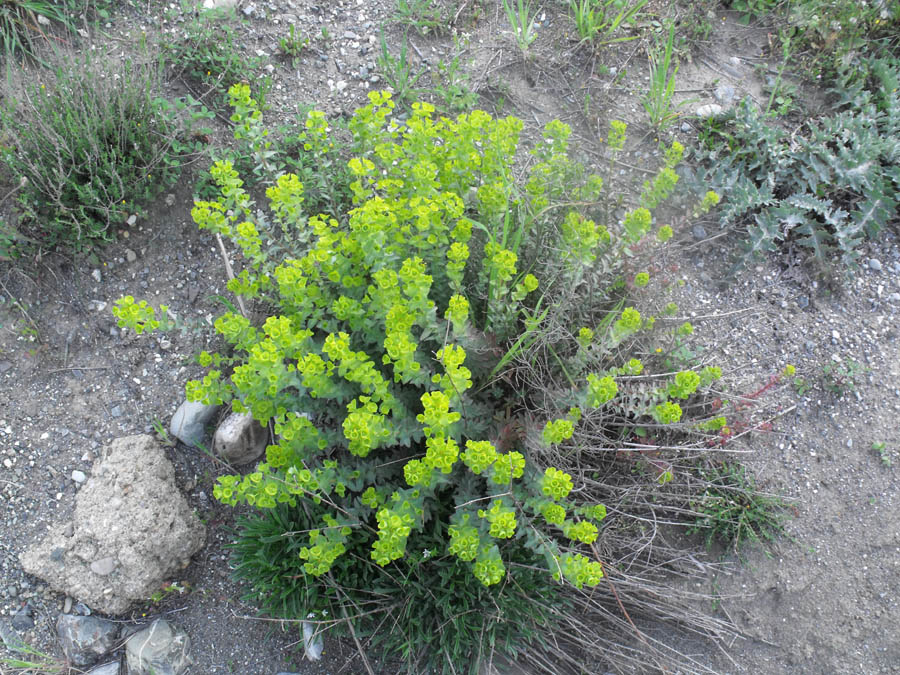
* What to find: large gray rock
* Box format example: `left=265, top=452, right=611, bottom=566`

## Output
left=125, top=619, right=191, bottom=675
left=57, top=614, right=119, bottom=667
left=170, top=399, right=221, bottom=448
left=213, top=411, right=268, bottom=465
left=20, top=435, right=205, bottom=615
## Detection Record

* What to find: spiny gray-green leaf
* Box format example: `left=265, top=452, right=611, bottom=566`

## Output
left=786, top=193, right=832, bottom=215
left=851, top=190, right=896, bottom=240
left=822, top=206, right=849, bottom=229
left=886, top=165, right=900, bottom=189
left=770, top=204, right=806, bottom=235
left=794, top=221, right=834, bottom=263
left=750, top=211, right=784, bottom=248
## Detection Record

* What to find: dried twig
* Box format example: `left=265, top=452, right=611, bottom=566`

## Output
left=214, top=233, right=248, bottom=318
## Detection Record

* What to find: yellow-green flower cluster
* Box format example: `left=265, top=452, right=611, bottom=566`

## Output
left=448, top=522, right=480, bottom=561
left=461, top=440, right=499, bottom=474
left=472, top=546, right=505, bottom=586
left=371, top=505, right=414, bottom=566
left=299, top=529, right=347, bottom=576
left=491, top=451, right=525, bottom=485
left=654, top=400, right=683, bottom=424
left=557, top=553, right=604, bottom=588
left=541, top=502, right=566, bottom=526
left=586, top=373, right=618, bottom=407
left=541, top=467, right=573, bottom=500
left=478, top=500, right=518, bottom=539
left=542, top=418, right=574, bottom=446
left=564, top=520, right=599, bottom=544
left=668, top=370, right=701, bottom=399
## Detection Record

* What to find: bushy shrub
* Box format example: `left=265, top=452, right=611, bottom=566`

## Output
left=116, top=86, right=729, bottom=671
left=0, top=55, right=194, bottom=255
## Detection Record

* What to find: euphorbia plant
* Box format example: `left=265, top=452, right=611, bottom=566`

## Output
left=115, top=86, right=703, bottom=593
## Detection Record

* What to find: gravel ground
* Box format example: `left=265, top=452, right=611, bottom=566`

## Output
left=1, top=1, right=898, bottom=673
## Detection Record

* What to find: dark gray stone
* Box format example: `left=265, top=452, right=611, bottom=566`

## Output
left=57, top=614, right=119, bottom=668
left=0, top=619, right=27, bottom=651
left=692, top=225, right=708, bottom=241
left=125, top=619, right=191, bottom=675
left=11, top=605, right=34, bottom=631
left=86, top=662, right=121, bottom=675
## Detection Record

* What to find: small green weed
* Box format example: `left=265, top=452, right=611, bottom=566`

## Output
left=568, top=0, right=647, bottom=47
left=781, top=0, right=900, bottom=80
left=147, top=580, right=190, bottom=604
left=642, top=23, right=696, bottom=131
left=0, top=0, right=75, bottom=62
left=725, top=0, right=779, bottom=24
left=689, top=461, right=787, bottom=552
left=792, top=376, right=810, bottom=395
left=393, top=0, right=444, bottom=35
left=431, top=45, right=478, bottom=113
left=161, top=7, right=264, bottom=105
left=151, top=418, right=176, bottom=447
left=278, top=23, right=309, bottom=68
left=0, top=639, right=66, bottom=674
left=872, top=441, right=892, bottom=467
left=502, top=0, right=539, bottom=58
left=376, top=32, right=426, bottom=104
left=676, top=0, right=717, bottom=46
left=822, top=359, right=863, bottom=396
left=761, top=35, right=799, bottom=117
